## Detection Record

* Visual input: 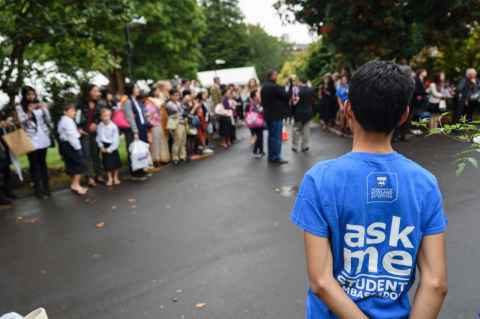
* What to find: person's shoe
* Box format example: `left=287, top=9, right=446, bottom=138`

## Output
left=291, top=148, right=298, bottom=153
left=268, top=159, right=288, bottom=165
left=302, top=147, right=310, bottom=152
left=172, top=160, right=179, bottom=166
left=253, top=153, right=262, bottom=159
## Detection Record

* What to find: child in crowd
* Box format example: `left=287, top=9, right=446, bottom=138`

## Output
left=291, top=61, right=448, bottom=319
left=57, top=104, right=88, bottom=195
left=247, top=89, right=265, bottom=158
left=96, top=108, right=121, bottom=186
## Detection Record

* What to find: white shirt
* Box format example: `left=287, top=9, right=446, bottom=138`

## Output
left=57, top=115, right=81, bottom=150
left=16, top=106, right=52, bottom=150
left=96, top=121, right=120, bottom=153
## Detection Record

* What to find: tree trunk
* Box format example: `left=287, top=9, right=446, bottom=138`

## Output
left=108, top=68, right=125, bottom=95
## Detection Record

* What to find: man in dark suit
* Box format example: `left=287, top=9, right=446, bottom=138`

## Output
left=291, top=78, right=315, bottom=152
left=260, top=70, right=290, bottom=164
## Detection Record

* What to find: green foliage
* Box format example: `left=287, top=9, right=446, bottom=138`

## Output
left=0, top=0, right=131, bottom=106
left=426, top=113, right=480, bottom=176
left=276, top=0, right=480, bottom=68
left=279, top=39, right=337, bottom=85
left=129, top=0, right=206, bottom=80
left=245, top=25, right=292, bottom=81
left=200, top=0, right=250, bottom=70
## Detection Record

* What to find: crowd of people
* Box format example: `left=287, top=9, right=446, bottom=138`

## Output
left=0, top=77, right=264, bottom=205
left=316, top=66, right=480, bottom=141
left=0, top=64, right=478, bottom=205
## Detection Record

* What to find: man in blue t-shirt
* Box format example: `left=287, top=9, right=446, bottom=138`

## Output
left=291, top=61, right=448, bottom=319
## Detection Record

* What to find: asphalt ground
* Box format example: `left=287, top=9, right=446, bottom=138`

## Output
left=0, top=125, right=478, bottom=319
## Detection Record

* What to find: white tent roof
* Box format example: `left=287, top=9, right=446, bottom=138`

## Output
left=197, top=66, right=258, bottom=87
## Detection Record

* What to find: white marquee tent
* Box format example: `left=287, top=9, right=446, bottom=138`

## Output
left=197, top=66, right=259, bottom=87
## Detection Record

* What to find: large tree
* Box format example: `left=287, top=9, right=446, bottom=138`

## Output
left=128, top=0, right=206, bottom=81
left=276, top=0, right=480, bottom=68
left=245, top=25, right=292, bottom=81
left=200, top=0, right=251, bottom=70
left=0, top=0, right=131, bottom=107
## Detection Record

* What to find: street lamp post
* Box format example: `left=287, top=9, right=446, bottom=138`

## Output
left=124, top=17, right=147, bottom=82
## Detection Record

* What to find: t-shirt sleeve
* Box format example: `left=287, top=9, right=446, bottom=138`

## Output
left=291, top=173, right=329, bottom=238
left=422, top=180, right=448, bottom=236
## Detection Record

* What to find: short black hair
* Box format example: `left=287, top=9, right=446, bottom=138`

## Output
left=124, top=82, right=136, bottom=96
left=349, top=60, right=415, bottom=134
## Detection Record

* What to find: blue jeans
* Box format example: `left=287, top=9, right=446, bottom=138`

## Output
left=267, top=120, right=283, bottom=161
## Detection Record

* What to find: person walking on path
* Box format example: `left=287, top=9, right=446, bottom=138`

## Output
left=291, top=61, right=447, bottom=319
left=291, top=78, right=315, bottom=153
left=260, top=70, right=290, bottom=164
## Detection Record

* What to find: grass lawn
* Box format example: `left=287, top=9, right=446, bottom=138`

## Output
left=18, top=136, right=129, bottom=170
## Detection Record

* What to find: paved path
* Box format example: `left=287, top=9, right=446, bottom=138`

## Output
left=0, top=126, right=478, bottom=318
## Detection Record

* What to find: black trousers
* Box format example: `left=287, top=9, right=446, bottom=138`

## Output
left=252, top=127, right=264, bottom=154
left=27, top=148, right=50, bottom=194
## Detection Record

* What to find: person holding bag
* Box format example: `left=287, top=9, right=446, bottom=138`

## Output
left=124, top=82, right=149, bottom=180
left=16, top=86, right=53, bottom=199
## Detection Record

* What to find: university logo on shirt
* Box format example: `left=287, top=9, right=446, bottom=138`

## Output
left=367, top=172, right=398, bottom=203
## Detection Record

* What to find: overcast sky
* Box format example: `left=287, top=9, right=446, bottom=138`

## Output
left=238, top=0, right=315, bottom=44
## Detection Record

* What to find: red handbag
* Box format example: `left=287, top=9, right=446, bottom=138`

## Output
left=112, top=108, right=130, bottom=129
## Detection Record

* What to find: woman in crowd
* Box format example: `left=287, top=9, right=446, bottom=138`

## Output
left=124, top=82, right=149, bottom=180
left=145, top=84, right=170, bottom=166
left=215, top=87, right=235, bottom=148
left=58, top=104, right=88, bottom=196
left=427, top=72, right=449, bottom=129
left=98, top=87, right=117, bottom=110
left=16, top=86, right=53, bottom=199
left=183, top=92, right=199, bottom=159
left=247, top=89, right=265, bottom=158
left=166, top=89, right=187, bottom=166
left=96, top=108, right=121, bottom=186
left=320, top=75, right=338, bottom=128
left=76, top=83, right=104, bottom=187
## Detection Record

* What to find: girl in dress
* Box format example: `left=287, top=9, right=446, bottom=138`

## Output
left=57, top=104, right=88, bottom=196
left=96, top=108, right=121, bottom=186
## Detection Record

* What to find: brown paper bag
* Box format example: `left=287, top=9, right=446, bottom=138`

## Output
left=2, top=128, right=34, bottom=156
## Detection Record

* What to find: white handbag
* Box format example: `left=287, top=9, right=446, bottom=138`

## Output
left=24, top=308, right=48, bottom=319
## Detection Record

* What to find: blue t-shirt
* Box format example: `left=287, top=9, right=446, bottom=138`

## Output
left=336, top=84, right=349, bottom=103
left=291, top=152, right=447, bottom=319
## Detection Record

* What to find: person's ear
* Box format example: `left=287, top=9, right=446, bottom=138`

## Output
left=344, top=100, right=355, bottom=129
left=345, top=100, right=353, bottom=121
left=399, top=106, right=410, bottom=126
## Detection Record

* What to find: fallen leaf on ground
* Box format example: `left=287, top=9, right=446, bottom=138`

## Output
left=96, top=222, right=105, bottom=229
left=195, top=303, right=207, bottom=309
